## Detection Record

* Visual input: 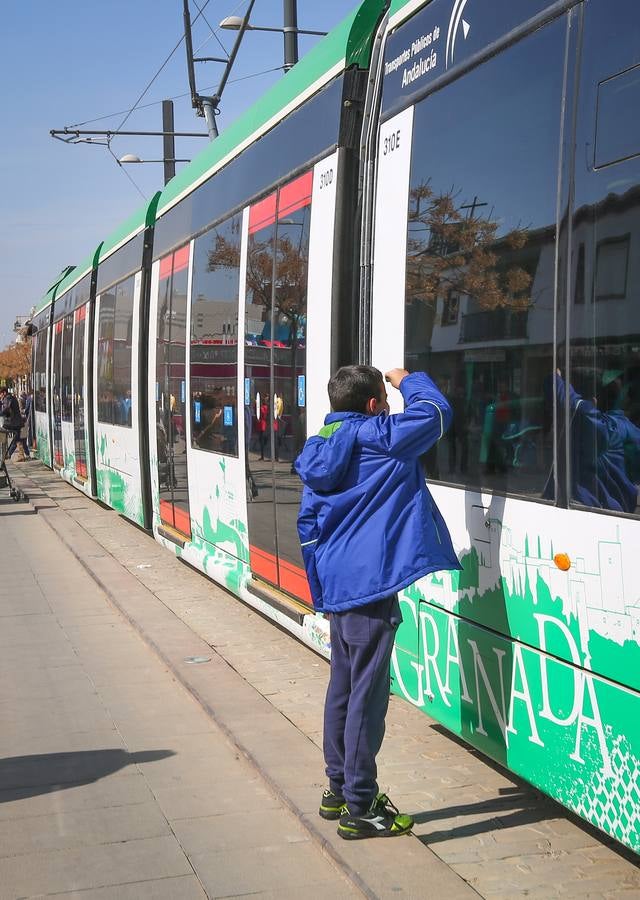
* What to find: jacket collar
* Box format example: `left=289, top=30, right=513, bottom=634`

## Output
left=324, top=411, right=369, bottom=425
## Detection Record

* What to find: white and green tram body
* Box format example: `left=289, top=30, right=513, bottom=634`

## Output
left=35, top=0, right=640, bottom=853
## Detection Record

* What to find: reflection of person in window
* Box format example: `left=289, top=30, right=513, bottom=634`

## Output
left=122, top=390, right=132, bottom=426
left=483, top=379, right=515, bottom=475
left=273, top=393, right=283, bottom=461
left=257, top=397, right=268, bottom=460
left=553, top=371, right=640, bottom=513
left=195, top=400, right=223, bottom=451
left=447, top=384, right=468, bottom=474
left=245, top=404, right=258, bottom=498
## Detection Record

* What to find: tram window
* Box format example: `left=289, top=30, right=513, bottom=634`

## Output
left=568, top=0, right=640, bottom=517
left=97, top=276, right=134, bottom=427
left=97, top=291, right=115, bottom=424
left=112, top=276, right=134, bottom=427
left=61, top=313, right=74, bottom=422
left=595, top=236, right=629, bottom=300
left=595, top=65, right=640, bottom=169
left=73, top=305, right=88, bottom=479
left=190, top=214, right=241, bottom=457
left=153, top=76, right=342, bottom=261
left=402, top=18, right=565, bottom=498
left=34, top=328, right=48, bottom=413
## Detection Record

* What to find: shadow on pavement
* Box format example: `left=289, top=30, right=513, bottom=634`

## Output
left=0, top=749, right=175, bottom=801
left=412, top=788, right=547, bottom=844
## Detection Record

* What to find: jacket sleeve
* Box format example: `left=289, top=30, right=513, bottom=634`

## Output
left=556, top=375, right=609, bottom=452
left=297, top=486, right=324, bottom=611
left=362, top=371, right=453, bottom=460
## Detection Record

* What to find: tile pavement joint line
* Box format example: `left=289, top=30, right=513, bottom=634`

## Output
left=35, top=505, right=377, bottom=900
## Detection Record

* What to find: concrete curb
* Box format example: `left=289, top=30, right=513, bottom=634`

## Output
left=8, top=463, right=478, bottom=899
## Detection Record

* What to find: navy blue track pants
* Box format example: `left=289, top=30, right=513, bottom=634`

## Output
left=323, top=595, right=402, bottom=816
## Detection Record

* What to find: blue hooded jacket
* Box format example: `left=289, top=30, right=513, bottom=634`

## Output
left=294, top=372, right=461, bottom=613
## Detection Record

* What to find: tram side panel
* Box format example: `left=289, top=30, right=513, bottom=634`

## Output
left=369, top=0, right=640, bottom=852
left=146, top=154, right=340, bottom=652
left=92, top=270, right=145, bottom=525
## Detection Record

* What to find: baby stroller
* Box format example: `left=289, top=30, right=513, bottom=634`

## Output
left=0, top=427, right=26, bottom=501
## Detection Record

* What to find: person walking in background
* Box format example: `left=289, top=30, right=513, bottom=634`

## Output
left=256, top=395, right=269, bottom=460
left=295, top=365, right=460, bottom=840
left=0, top=387, right=28, bottom=460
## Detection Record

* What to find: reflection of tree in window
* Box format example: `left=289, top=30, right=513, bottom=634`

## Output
left=188, top=215, right=242, bottom=456
left=407, top=181, right=532, bottom=319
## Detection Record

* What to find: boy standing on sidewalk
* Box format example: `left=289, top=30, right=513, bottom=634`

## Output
left=295, top=366, right=460, bottom=840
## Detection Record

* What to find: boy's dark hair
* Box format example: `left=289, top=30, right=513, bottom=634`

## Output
left=328, top=365, right=384, bottom=413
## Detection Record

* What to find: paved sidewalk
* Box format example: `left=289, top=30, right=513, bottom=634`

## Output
left=0, top=497, right=362, bottom=899
left=6, top=461, right=640, bottom=898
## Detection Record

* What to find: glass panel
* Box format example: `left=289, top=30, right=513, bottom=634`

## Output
left=52, top=321, right=63, bottom=467
left=273, top=199, right=311, bottom=601
left=97, top=234, right=143, bottom=294
left=245, top=219, right=278, bottom=586
left=190, top=214, right=241, bottom=456
left=382, top=0, right=558, bottom=116
left=168, top=256, right=191, bottom=537
left=61, top=314, right=74, bottom=423
left=403, top=19, right=565, bottom=498
left=73, top=305, right=88, bottom=479
left=155, top=248, right=192, bottom=537
left=568, top=0, right=640, bottom=516
left=153, top=76, right=343, bottom=261
left=156, top=263, right=174, bottom=528
left=595, top=64, right=640, bottom=168
left=113, top=276, right=134, bottom=427
left=34, top=329, right=48, bottom=413
left=97, top=291, right=115, bottom=424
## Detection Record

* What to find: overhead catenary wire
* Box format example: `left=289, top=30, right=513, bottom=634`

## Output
left=67, top=68, right=283, bottom=130
left=113, top=0, right=218, bottom=135
left=191, top=0, right=230, bottom=58
left=66, top=0, right=258, bottom=130
left=107, top=145, right=148, bottom=202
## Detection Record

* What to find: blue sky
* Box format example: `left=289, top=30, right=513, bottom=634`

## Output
left=1, top=0, right=358, bottom=345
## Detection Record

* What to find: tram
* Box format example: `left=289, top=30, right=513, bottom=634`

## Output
left=32, top=0, right=640, bottom=853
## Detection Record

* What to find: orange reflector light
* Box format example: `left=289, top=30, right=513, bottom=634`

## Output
left=554, top=553, right=571, bottom=571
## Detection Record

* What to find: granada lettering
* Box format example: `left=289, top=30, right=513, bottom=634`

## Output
left=391, top=599, right=612, bottom=772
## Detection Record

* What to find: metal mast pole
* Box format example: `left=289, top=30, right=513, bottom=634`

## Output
left=283, top=0, right=299, bottom=71
left=183, top=0, right=218, bottom=139
left=162, top=100, right=176, bottom=185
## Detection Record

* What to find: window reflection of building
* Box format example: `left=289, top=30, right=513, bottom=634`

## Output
left=402, top=18, right=566, bottom=497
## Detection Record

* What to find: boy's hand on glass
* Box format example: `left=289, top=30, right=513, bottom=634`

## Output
left=385, top=368, right=409, bottom=390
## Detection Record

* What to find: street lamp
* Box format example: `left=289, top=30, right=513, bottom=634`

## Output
left=118, top=144, right=190, bottom=187
left=219, top=13, right=327, bottom=71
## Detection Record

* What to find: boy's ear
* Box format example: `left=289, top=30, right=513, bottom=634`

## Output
left=365, top=397, right=377, bottom=416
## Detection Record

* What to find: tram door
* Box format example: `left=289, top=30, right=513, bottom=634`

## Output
left=72, top=304, right=88, bottom=481
left=244, top=173, right=312, bottom=604
left=51, top=319, right=64, bottom=468
left=155, top=246, right=192, bottom=538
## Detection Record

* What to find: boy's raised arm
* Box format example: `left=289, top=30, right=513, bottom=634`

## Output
left=366, top=370, right=453, bottom=460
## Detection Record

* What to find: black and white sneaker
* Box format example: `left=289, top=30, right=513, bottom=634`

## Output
left=319, top=788, right=346, bottom=820
left=337, top=793, right=413, bottom=840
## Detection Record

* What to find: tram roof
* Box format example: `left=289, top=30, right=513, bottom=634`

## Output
left=388, top=0, right=423, bottom=20
left=35, top=265, right=78, bottom=315
left=155, top=0, right=386, bottom=218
